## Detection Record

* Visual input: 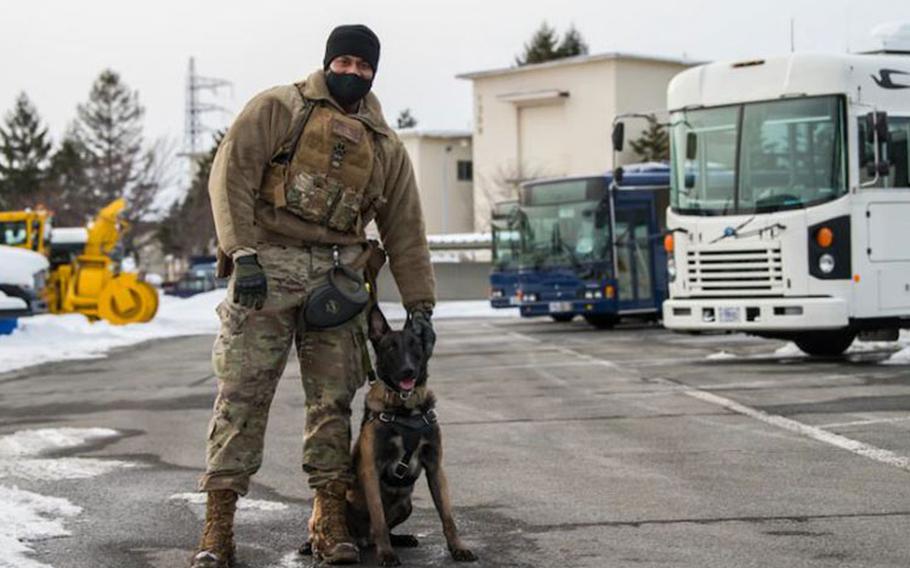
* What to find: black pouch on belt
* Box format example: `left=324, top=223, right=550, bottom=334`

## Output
left=302, top=247, right=370, bottom=330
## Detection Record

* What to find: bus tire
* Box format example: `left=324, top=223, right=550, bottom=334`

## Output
left=793, top=329, right=856, bottom=357
left=550, top=314, right=575, bottom=323
left=584, top=314, right=619, bottom=330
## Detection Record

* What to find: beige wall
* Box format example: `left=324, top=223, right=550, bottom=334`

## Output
left=464, top=56, right=691, bottom=231
left=399, top=132, right=474, bottom=235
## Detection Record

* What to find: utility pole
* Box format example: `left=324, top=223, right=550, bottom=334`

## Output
left=183, top=57, right=232, bottom=173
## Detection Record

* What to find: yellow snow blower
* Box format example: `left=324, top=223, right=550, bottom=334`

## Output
left=0, top=199, right=159, bottom=325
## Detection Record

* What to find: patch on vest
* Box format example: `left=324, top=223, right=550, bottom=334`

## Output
left=331, top=118, right=364, bottom=144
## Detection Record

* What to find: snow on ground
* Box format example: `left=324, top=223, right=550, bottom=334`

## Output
left=706, top=350, right=738, bottom=360
left=169, top=493, right=288, bottom=512
left=0, top=291, right=224, bottom=374
left=379, top=300, right=520, bottom=322
left=0, top=290, right=517, bottom=374
left=0, top=428, right=133, bottom=567
left=0, top=486, right=81, bottom=568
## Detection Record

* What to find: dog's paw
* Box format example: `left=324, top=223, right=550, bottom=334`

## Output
left=298, top=540, right=312, bottom=556
left=451, top=547, right=478, bottom=562
left=390, top=533, right=420, bottom=548
left=378, top=550, right=402, bottom=566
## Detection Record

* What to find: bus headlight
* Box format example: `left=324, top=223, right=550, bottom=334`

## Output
left=524, top=293, right=538, bottom=302
left=819, top=254, right=835, bottom=274
left=667, top=258, right=677, bottom=282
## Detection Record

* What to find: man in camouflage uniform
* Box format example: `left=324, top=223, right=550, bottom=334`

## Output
left=191, top=24, right=436, bottom=567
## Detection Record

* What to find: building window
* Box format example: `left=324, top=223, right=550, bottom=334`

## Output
left=457, top=160, right=473, bottom=182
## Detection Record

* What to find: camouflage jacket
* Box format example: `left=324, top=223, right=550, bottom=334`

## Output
left=209, top=70, right=435, bottom=309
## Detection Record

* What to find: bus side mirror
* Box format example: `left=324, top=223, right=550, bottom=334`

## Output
left=614, top=166, right=624, bottom=186
left=612, top=122, right=625, bottom=152
left=876, top=111, right=890, bottom=144
left=685, top=132, right=698, bottom=160
left=865, top=111, right=890, bottom=144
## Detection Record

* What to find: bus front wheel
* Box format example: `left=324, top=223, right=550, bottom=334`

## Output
left=584, top=314, right=619, bottom=330
left=793, top=329, right=856, bottom=357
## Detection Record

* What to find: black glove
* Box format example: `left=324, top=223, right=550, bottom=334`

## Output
left=408, top=307, right=436, bottom=359
left=233, top=254, right=268, bottom=310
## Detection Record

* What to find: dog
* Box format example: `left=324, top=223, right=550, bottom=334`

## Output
left=343, top=304, right=477, bottom=566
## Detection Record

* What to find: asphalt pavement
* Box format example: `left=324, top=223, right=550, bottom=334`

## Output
left=3, top=316, right=910, bottom=567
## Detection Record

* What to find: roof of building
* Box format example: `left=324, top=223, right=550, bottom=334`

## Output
left=396, top=128, right=472, bottom=139
left=456, top=51, right=703, bottom=80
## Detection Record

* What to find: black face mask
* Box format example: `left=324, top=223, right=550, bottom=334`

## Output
left=325, top=71, right=373, bottom=107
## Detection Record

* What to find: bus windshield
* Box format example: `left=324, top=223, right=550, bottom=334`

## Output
left=670, top=95, right=847, bottom=215
left=518, top=177, right=610, bottom=268
left=491, top=223, right=520, bottom=268
left=0, top=221, right=29, bottom=247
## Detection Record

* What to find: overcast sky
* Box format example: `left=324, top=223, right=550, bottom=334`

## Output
left=2, top=0, right=909, bottom=150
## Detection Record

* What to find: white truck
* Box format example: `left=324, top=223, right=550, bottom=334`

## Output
left=0, top=245, right=49, bottom=315
left=660, top=24, right=910, bottom=355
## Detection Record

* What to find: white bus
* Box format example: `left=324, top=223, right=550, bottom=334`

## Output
left=659, top=27, right=910, bottom=356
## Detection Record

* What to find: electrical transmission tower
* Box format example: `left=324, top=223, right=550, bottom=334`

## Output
left=184, top=57, right=232, bottom=162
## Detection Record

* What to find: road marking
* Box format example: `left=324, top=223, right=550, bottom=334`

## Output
left=664, top=380, right=910, bottom=472
left=500, top=326, right=910, bottom=473
left=818, top=416, right=910, bottom=429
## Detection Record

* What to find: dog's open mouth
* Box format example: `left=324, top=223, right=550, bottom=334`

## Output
left=399, top=377, right=417, bottom=391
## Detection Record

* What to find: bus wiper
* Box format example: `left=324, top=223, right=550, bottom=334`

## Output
left=552, top=229, right=585, bottom=273
left=710, top=215, right=756, bottom=244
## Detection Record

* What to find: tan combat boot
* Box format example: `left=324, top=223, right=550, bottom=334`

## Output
left=189, top=490, right=238, bottom=568
left=309, top=480, right=360, bottom=565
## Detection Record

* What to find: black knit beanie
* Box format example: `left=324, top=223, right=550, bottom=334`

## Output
left=323, top=25, right=381, bottom=72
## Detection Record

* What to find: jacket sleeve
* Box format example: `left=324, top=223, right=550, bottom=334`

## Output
left=375, top=141, right=437, bottom=310
left=209, top=89, right=292, bottom=255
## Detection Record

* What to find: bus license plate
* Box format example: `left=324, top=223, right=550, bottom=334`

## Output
left=549, top=302, right=572, bottom=313
left=719, top=307, right=741, bottom=323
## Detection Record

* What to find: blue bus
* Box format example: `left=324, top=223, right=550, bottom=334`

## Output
left=489, top=200, right=521, bottom=308
left=515, top=163, right=670, bottom=328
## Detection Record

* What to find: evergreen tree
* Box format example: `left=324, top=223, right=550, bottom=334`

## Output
left=0, top=92, right=52, bottom=209
left=557, top=25, right=589, bottom=58
left=629, top=116, right=670, bottom=162
left=72, top=69, right=146, bottom=212
left=516, top=22, right=560, bottom=66
left=41, top=132, right=93, bottom=226
left=396, top=108, right=418, bottom=129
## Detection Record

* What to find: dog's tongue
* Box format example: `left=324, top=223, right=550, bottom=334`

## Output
left=400, top=377, right=417, bottom=391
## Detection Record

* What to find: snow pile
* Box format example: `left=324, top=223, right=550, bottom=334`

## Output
left=0, top=486, right=81, bottom=568
left=0, top=291, right=224, bottom=374
left=0, top=428, right=132, bottom=567
left=706, top=350, right=737, bottom=360
left=773, top=342, right=804, bottom=357
left=379, top=300, right=520, bottom=321
left=0, top=428, right=135, bottom=483
left=0, top=289, right=518, bottom=374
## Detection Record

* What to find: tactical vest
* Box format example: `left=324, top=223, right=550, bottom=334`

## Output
left=259, top=88, right=384, bottom=235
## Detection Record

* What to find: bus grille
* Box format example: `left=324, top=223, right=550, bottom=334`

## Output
left=686, top=246, right=784, bottom=296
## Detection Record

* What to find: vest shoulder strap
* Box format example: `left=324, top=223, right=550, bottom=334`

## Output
left=270, top=84, right=316, bottom=165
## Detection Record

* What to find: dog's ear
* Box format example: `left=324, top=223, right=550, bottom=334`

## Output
left=368, top=304, right=391, bottom=344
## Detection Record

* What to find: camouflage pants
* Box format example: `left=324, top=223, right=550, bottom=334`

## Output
left=198, top=243, right=368, bottom=495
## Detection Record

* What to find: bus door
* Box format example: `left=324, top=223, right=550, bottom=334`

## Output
left=614, top=201, right=657, bottom=312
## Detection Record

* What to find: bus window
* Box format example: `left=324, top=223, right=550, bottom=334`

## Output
left=859, top=117, right=910, bottom=188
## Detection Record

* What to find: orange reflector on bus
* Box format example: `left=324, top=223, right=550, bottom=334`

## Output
left=854, top=274, right=861, bottom=283
left=664, top=233, right=674, bottom=253
left=605, top=285, right=615, bottom=299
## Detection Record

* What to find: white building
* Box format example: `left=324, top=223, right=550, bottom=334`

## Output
left=457, top=52, right=697, bottom=231
left=397, top=129, right=474, bottom=235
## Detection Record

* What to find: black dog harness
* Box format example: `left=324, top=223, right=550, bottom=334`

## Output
left=366, top=408, right=438, bottom=487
